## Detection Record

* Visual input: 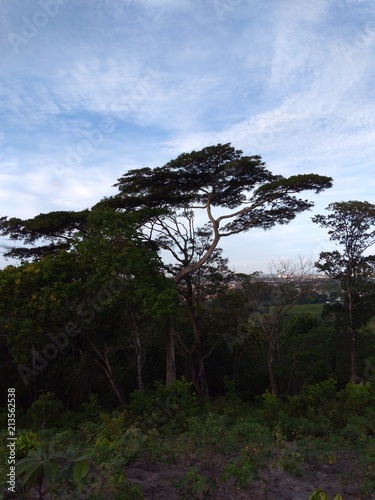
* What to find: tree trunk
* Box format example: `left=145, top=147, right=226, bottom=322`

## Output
left=347, top=288, right=358, bottom=383
left=182, top=277, right=209, bottom=397
left=88, top=340, right=127, bottom=407
left=186, top=351, right=209, bottom=397
left=165, top=317, right=176, bottom=386
left=349, top=329, right=357, bottom=383
left=197, top=352, right=209, bottom=397
left=267, top=339, right=278, bottom=397
left=107, top=372, right=127, bottom=407
left=134, top=331, right=144, bottom=391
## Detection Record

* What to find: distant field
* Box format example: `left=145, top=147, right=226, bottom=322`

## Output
left=287, top=303, right=325, bottom=316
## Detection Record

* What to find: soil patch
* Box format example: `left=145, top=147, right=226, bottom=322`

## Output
left=125, top=445, right=368, bottom=499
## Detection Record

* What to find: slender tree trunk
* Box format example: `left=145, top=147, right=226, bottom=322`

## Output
left=183, top=277, right=209, bottom=397
left=267, top=338, right=278, bottom=397
left=134, top=331, right=144, bottom=391
left=88, top=340, right=127, bottom=407
left=107, top=372, right=127, bottom=407
left=165, top=316, right=176, bottom=385
left=349, top=329, right=357, bottom=383
left=186, top=351, right=209, bottom=397
left=348, top=304, right=357, bottom=382
left=346, top=287, right=358, bottom=383
left=99, top=355, right=127, bottom=406
left=197, top=351, right=209, bottom=397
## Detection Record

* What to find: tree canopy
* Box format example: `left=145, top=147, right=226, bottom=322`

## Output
left=0, top=210, right=89, bottom=260
left=0, top=143, right=334, bottom=399
left=312, top=200, right=375, bottom=382
left=105, top=143, right=333, bottom=283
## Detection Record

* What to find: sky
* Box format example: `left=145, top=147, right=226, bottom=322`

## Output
left=0, top=0, right=375, bottom=273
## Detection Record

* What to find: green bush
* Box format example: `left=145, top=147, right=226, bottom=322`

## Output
left=287, top=379, right=338, bottom=417
left=15, top=430, right=40, bottom=458
left=260, top=390, right=280, bottom=422
left=109, top=471, right=144, bottom=499
left=176, top=466, right=217, bottom=499
left=78, top=420, right=100, bottom=447
left=60, top=409, right=82, bottom=429
left=94, top=419, right=147, bottom=467
left=221, top=460, right=256, bottom=489
left=186, top=413, right=233, bottom=455
left=82, top=393, right=104, bottom=421
left=97, top=411, right=128, bottom=441
left=15, top=443, right=93, bottom=498
left=277, top=411, right=333, bottom=440
left=129, top=378, right=199, bottom=433
left=27, top=392, right=65, bottom=429
left=340, top=382, right=375, bottom=416
left=53, top=428, right=81, bottom=450
left=297, top=436, right=341, bottom=467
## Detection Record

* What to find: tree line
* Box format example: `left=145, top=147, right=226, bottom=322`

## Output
left=1, top=143, right=375, bottom=411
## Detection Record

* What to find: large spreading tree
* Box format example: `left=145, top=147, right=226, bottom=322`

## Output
left=102, top=143, right=333, bottom=395
left=0, top=143, right=333, bottom=397
left=106, top=143, right=332, bottom=284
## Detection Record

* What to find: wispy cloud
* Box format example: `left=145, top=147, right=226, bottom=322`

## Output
left=1, top=0, right=375, bottom=270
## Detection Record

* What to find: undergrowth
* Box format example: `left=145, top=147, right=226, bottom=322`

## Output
left=1, top=379, right=375, bottom=498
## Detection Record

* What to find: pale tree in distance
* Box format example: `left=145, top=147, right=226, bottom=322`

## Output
left=238, top=256, right=318, bottom=396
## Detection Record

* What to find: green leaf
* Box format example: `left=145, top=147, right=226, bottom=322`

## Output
left=54, top=450, right=70, bottom=460
left=43, top=459, right=58, bottom=483
left=17, top=462, right=43, bottom=488
left=74, top=449, right=94, bottom=461
left=73, top=460, right=89, bottom=483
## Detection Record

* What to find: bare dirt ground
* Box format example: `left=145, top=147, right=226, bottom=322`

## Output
left=125, top=445, right=370, bottom=500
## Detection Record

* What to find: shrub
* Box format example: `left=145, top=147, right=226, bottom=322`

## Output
left=221, top=460, right=256, bottom=489
left=82, top=393, right=104, bottom=421
left=186, top=413, right=233, bottom=455
left=15, top=430, right=40, bottom=458
left=94, top=420, right=147, bottom=467
left=129, top=378, right=199, bottom=434
left=15, top=443, right=93, bottom=499
left=27, top=392, right=65, bottom=429
left=339, top=382, right=375, bottom=416
left=260, top=390, right=280, bottom=422
left=53, top=428, right=81, bottom=450
left=176, top=467, right=217, bottom=499
left=287, top=379, right=338, bottom=417
left=277, top=411, right=334, bottom=440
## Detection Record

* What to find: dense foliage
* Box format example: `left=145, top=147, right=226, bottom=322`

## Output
left=1, top=145, right=375, bottom=498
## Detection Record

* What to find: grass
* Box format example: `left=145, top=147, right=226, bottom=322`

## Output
left=287, top=303, right=325, bottom=316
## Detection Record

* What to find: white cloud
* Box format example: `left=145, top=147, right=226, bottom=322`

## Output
left=1, top=0, right=375, bottom=271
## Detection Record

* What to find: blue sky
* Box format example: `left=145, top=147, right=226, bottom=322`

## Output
left=1, top=0, right=375, bottom=272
